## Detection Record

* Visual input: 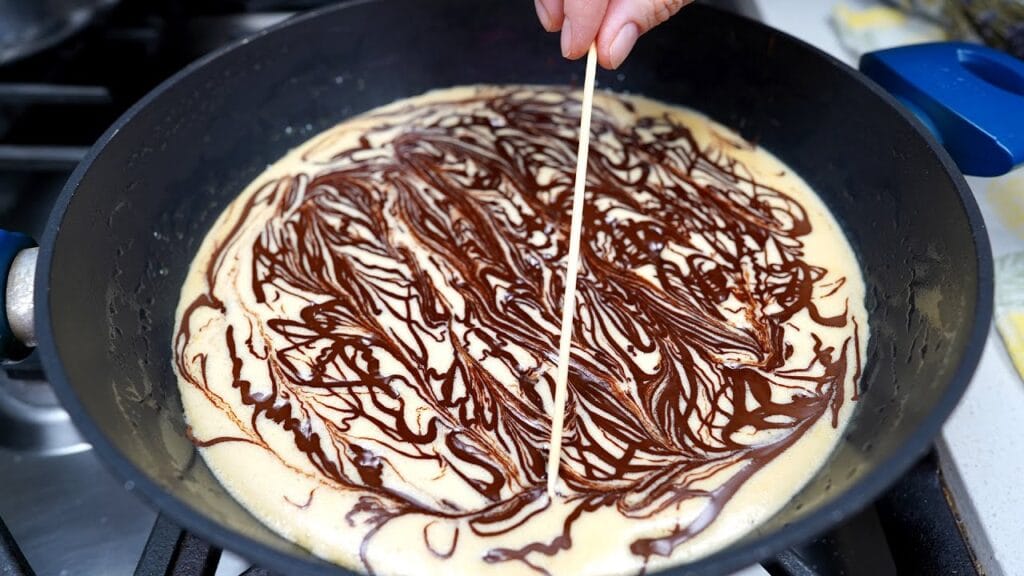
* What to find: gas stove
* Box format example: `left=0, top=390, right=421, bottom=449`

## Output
left=0, top=1, right=990, bottom=575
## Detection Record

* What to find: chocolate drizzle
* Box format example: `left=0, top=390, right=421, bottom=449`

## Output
left=174, top=86, right=863, bottom=575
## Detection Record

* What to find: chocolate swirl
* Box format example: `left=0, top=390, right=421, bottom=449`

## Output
left=174, top=86, right=863, bottom=575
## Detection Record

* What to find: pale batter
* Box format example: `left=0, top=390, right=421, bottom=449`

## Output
left=173, top=86, right=868, bottom=576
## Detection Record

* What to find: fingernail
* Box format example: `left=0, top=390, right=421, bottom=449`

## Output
left=608, top=23, right=639, bottom=69
left=535, top=0, right=553, bottom=31
left=561, top=18, right=574, bottom=58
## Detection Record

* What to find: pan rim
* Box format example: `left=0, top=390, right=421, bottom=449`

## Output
left=36, top=2, right=994, bottom=575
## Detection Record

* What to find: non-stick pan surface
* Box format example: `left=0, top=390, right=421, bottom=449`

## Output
left=37, top=1, right=992, bottom=574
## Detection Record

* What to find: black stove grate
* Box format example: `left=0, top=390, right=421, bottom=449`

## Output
left=0, top=514, right=33, bottom=576
left=135, top=514, right=223, bottom=576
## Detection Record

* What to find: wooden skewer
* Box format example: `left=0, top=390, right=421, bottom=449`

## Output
left=546, top=43, right=598, bottom=498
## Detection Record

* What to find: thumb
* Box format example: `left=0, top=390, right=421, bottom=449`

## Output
left=596, top=0, right=693, bottom=69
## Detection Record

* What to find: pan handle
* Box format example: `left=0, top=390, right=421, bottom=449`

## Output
left=860, top=42, right=1024, bottom=178
left=0, top=231, right=37, bottom=359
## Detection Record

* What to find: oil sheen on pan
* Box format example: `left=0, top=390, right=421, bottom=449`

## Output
left=172, top=85, right=868, bottom=576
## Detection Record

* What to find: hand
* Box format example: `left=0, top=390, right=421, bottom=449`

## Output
left=534, top=0, right=695, bottom=69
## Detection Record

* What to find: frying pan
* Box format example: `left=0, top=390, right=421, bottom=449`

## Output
left=1, top=0, right=1021, bottom=574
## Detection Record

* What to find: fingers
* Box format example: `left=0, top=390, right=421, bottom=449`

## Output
left=596, top=0, right=693, bottom=69
left=535, top=0, right=565, bottom=32
left=536, top=0, right=691, bottom=67
left=561, top=0, right=611, bottom=60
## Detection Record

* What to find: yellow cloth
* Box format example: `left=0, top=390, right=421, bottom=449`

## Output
left=832, top=2, right=947, bottom=56
left=997, top=251, right=1024, bottom=380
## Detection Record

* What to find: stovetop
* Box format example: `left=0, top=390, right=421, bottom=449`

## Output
left=0, top=1, right=984, bottom=575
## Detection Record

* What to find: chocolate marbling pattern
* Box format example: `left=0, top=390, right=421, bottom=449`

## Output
left=173, top=86, right=864, bottom=575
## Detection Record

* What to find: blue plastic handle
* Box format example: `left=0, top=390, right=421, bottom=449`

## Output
left=860, top=42, right=1024, bottom=177
left=0, top=230, right=35, bottom=358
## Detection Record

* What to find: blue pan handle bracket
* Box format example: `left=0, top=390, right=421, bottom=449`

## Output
left=0, top=230, right=36, bottom=360
left=861, top=42, right=1024, bottom=177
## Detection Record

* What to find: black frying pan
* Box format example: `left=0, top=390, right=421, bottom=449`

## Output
left=0, top=1, right=1013, bottom=574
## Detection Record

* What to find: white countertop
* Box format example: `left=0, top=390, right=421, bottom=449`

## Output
left=939, top=172, right=1024, bottom=576
left=755, top=2, right=1024, bottom=575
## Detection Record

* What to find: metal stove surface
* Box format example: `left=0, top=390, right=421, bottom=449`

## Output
left=0, top=446, right=154, bottom=575
left=0, top=361, right=252, bottom=568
